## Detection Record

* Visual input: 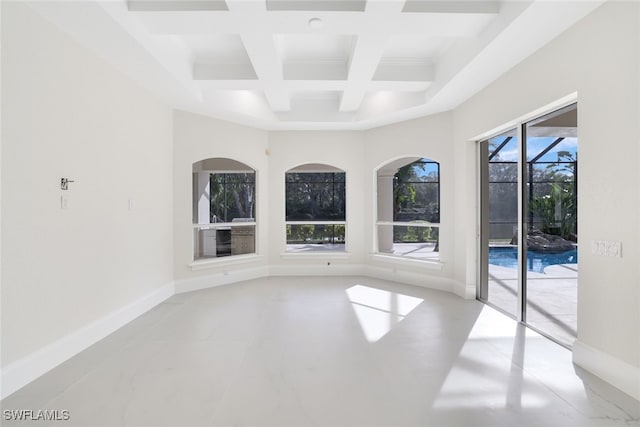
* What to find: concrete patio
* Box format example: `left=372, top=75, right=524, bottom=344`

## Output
left=487, top=263, right=578, bottom=347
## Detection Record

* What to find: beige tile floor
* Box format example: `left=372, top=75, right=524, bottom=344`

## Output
left=2, top=276, right=637, bottom=426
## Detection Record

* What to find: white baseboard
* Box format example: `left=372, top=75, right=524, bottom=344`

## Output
left=0, top=263, right=474, bottom=399
left=454, top=282, right=477, bottom=300
left=177, top=263, right=455, bottom=296
left=269, top=263, right=367, bottom=277
left=365, top=265, right=456, bottom=293
left=174, top=266, right=269, bottom=294
left=573, top=340, right=640, bottom=401
left=1, top=281, right=175, bottom=400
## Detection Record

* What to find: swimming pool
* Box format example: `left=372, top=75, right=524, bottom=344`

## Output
left=488, top=246, right=577, bottom=273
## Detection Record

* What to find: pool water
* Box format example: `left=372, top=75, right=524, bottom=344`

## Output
left=489, top=247, right=577, bottom=273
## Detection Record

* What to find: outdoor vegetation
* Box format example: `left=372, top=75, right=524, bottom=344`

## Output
left=209, top=172, right=255, bottom=222
left=286, top=172, right=346, bottom=244
left=488, top=136, right=577, bottom=243
left=392, top=159, right=440, bottom=246
left=528, top=151, right=577, bottom=241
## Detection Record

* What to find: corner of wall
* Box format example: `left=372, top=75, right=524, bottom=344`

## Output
left=453, top=282, right=477, bottom=300
left=174, top=265, right=269, bottom=294
left=1, top=281, right=175, bottom=400
left=573, top=340, right=640, bottom=401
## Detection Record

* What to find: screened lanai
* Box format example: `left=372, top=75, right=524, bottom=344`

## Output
left=481, top=104, right=578, bottom=347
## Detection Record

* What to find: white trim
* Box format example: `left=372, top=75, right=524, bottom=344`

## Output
left=369, top=253, right=444, bottom=270
left=285, top=221, right=346, bottom=226
left=376, top=221, right=440, bottom=228
left=470, top=92, right=578, bottom=142
left=189, top=254, right=264, bottom=271
left=175, top=266, right=269, bottom=294
left=454, top=281, right=477, bottom=300
left=280, top=251, right=351, bottom=260
left=269, top=263, right=366, bottom=277
left=572, top=340, right=640, bottom=401
left=193, top=222, right=256, bottom=229
left=365, top=265, right=456, bottom=293
left=0, top=281, right=175, bottom=400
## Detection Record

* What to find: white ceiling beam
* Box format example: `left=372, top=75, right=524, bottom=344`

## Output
left=267, top=0, right=366, bottom=11
left=224, top=0, right=291, bottom=111
left=372, top=60, right=434, bottom=82
left=283, top=61, right=348, bottom=81
left=134, top=11, right=496, bottom=36
left=339, top=35, right=387, bottom=111
left=356, top=90, right=426, bottom=121
left=194, top=62, right=258, bottom=80
left=336, top=0, right=406, bottom=112
left=240, top=33, right=291, bottom=111
left=402, top=1, right=500, bottom=14
left=129, top=0, right=500, bottom=13
left=364, top=0, right=406, bottom=14
left=128, top=0, right=228, bottom=11
left=195, top=79, right=430, bottom=92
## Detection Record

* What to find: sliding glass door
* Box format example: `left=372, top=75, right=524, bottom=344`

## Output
left=479, top=104, right=578, bottom=347
left=479, top=129, right=520, bottom=319
left=523, top=105, right=578, bottom=345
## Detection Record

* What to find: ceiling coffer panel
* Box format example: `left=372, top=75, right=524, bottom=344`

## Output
left=128, top=0, right=229, bottom=11
left=266, top=0, right=366, bottom=12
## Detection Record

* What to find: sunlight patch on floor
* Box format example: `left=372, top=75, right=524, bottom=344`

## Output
left=346, top=285, right=423, bottom=342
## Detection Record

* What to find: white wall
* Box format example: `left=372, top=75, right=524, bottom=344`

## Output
left=364, top=112, right=459, bottom=293
left=172, top=110, right=269, bottom=289
left=452, top=0, right=639, bottom=393
left=267, top=131, right=366, bottom=275
left=1, top=1, right=173, bottom=373
left=0, top=0, right=4, bottom=382
left=2, top=0, right=637, bottom=402
left=172, top=119, right=458, bottom=287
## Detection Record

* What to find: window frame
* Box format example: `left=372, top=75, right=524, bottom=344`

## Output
left=192, top=159, right=258, bottom=265
left=375, top=158, right=441, bottom=263
left=284, top=167, right=347, bottom=253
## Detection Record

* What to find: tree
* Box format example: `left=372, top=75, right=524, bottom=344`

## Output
left=210, top=173, right=255, bottom=222
left=285, top=173, right=345, bottom=221
left=529, top=151, right=577, bottom=240
left=393, top=160, right=440, bottom=250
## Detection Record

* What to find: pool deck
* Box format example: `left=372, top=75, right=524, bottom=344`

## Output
left=487, top=263, right=577, bottom=346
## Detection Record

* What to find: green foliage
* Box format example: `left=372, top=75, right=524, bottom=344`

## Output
left=528, top=151, right=577, bottom=239
left=529, top=182, right=576, bottom=239
left=286, top=224, right=345, bottom=244
left=298, top=224, right=315, bottom=242
left=393, top=224, right=434, bottom=243
left=393, top=160, right=440, bottom=223
left=210, top=173, right=255, bottom=222
left=285, top=173, right=345, bottom=221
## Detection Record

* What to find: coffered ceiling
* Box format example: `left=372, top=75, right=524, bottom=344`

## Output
left=27, top=0, right=604, bottom=130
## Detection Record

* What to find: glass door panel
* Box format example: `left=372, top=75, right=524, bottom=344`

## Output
left=524, top=104, right=578, bottom=346
left=480, top=129, right=520, bottom=318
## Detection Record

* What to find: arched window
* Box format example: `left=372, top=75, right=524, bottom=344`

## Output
left=192, top=158, right=256, bottom=260
left=376, top=157, right=440, bottom=261
left=285, top=164, right=346, bottom=252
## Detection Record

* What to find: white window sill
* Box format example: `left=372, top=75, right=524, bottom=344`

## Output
left=369, top=253, right=444, bottom=270
left=280, top=252, right=352, bottom=260
left=189, top=254, right=263, bottom=271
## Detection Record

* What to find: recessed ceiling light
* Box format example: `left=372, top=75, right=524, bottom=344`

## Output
left=308, top=18, right=323, bottom=29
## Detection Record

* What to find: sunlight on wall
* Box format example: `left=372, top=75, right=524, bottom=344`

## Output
left=345, top=285, right=423, bottom=343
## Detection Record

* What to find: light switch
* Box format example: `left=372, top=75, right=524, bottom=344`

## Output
left=61, top=195, right=68, bottom=210
left=128, top=198, right=134, bottom=211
